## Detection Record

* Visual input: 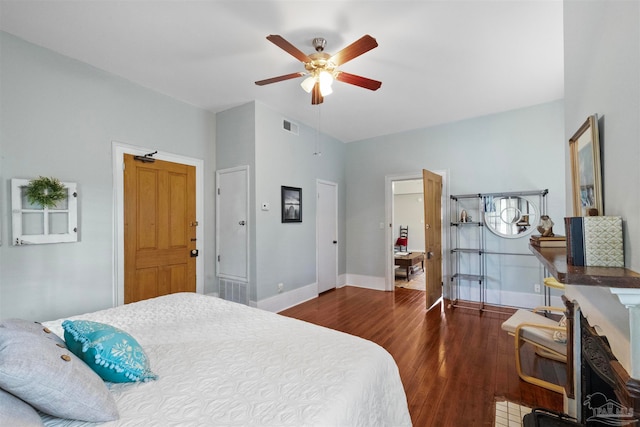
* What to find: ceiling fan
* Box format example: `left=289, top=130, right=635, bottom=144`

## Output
left=255, top=34, right=382, bottom=105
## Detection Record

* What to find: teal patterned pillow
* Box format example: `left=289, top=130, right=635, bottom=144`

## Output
left=62, top=320, right=157, bottom=383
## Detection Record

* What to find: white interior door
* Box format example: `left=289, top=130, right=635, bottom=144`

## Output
left=216, top=166, right=249, bottom=281
left=317, top=180, right=338, bottom=293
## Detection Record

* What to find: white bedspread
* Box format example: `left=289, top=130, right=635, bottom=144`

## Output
left=41, top=293, right=411, bottom=426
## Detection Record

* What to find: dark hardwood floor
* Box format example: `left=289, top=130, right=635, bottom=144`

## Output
left=280, top=286, right=564, bottom=426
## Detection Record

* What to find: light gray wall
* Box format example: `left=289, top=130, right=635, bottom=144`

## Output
left=561, top=0, right=640, bottom=384
left=216, top=101, right=346, bottom=303
left=345, top=100, right=566, bottom=288
left=393, top=193, right=425, bottom=253
left=254, top=102, right=346, bottom=301
left=0, top=32, right=216, bottom=321
left=215, top=102, right=257, bottom=300
left=564, top=0, right=639, bottom=272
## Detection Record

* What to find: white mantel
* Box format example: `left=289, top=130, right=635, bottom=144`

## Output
left=609, top=288, right=640, bottom=379
left=565, top=285, right=639, bottom=379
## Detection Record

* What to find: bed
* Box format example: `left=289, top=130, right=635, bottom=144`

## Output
left=23, top=292, right=411, bottom=426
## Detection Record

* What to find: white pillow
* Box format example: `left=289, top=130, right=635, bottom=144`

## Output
left=0, top=388, right=44, bottom=427
left=0, top=319, right=119, bottom=422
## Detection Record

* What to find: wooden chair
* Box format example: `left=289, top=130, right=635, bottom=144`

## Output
left=395, top=225, right=408, bottom=252
left=544, top=276, right=565, bottom=290
left=501, top=306, right=567, bottom=394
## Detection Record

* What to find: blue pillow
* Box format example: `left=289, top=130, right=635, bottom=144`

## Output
left=62, top=320, right=157, bottom=383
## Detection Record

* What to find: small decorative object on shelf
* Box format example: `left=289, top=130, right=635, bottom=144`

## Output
left=529, top=234, right=566, bottom=248
left=537, top=215, right=555, bottom=237
left=460, top=209, right=468, bottom=223
left=25, top=176, right=67, bottom=208
left=565, top=216, right=624, bottom=267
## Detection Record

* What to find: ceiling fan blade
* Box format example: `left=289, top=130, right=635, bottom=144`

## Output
left=330, top=35, right=378, bottom=66
left=335, top=72, right=382, bottom=91
left=255, top=72, right=305, bottom=86
left=266, top=35, right=311, bottom=63
left=311, top=82, right=324, bottom=105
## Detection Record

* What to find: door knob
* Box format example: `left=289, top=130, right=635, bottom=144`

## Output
left=239, top=220, right=246, bottom=226
left=425, top=223, right=431, bottom=229
left=427, top=251, right=434, bottom=259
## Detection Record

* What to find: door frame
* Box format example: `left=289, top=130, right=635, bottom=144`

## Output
left=112, top=141, right=205, bottom=306
left=316, top=179, right=339, bottom=293
left=215, top=165, right=250, bottom=283
left=384, top=170, right=450, bottom=292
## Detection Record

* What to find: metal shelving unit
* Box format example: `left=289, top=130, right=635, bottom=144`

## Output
left=450, top=193, right=485, bottom=311
left=449, top=189, right=548, bottom=313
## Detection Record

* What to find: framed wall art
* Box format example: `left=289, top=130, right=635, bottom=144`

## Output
left=569, top=114, right=603, bottom=216
left=281, top=186, right=302, bottom=223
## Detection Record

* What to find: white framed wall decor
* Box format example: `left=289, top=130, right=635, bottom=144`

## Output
left=11, top=178, right=78, bottom=245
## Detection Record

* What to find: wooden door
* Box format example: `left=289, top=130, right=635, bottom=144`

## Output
left=423, top=169, right=443, bottom=309
left=124, top=154, right=197, bottom=303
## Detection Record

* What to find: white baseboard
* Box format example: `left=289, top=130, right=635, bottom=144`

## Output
left=337, top=273, right=347, bottom=288
left=344, top=274, right=387, bottom=291
left=453, top=285, right=562, bottom=309
left=252, top=275, right=350, bottom=312
left=255, top=282, right=318, bottom=313
left=253, top=278, right=561, bottom=313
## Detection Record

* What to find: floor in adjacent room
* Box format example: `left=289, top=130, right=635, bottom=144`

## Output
left=280, top=286, right=564, bottom=427
left=394, top=266, right=426, bottom=291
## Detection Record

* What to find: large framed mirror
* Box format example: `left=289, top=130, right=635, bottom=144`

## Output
left=484, top=196, right=539, bottom=238
left=569, top=114, right=602, bottom=216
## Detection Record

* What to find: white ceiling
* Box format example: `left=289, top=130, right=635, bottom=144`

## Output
left=0, top=0, right=564, bottom=143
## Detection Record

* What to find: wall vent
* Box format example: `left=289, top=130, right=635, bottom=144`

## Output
left=282, top=119, right=299, bottom=135
left=219, top=278, right=248, bottom=305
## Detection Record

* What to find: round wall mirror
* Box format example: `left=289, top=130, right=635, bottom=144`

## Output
left=484, top=196, right=539, bottom=238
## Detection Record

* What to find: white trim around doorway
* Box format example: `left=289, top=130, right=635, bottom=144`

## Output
left=384, top=170, right=450, bottom=293
left=112, top=141, right=205, bottom=307
left=316, top=179, right=339, bottom=294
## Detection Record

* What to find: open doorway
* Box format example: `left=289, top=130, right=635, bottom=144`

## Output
left=385, top=171, right=449, bottom=307
left=392, top=179, right=426, bottom=290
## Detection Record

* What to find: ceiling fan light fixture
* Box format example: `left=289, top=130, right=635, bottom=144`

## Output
left=320, top=85, right=333, bottom=97
left=319, top=82, right=333, bottom=97
left=256, top=34, right=381, bottom=105
left=318, top=70, right=333, bottom=85
left=318, top=70, right=334, bottom=96
left=300, top=76, right=316, bottom=93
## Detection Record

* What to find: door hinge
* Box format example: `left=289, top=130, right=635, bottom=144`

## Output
left=217, top=188, right=220, bottom=195
left=217, top=255, right=220, bottom=262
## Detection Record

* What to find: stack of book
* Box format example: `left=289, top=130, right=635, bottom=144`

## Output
left=565, top=216, right=624, bottom=267
left=529, top=235, right=566, bottom=248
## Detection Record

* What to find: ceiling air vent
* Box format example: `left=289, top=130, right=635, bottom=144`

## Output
left=282, top=119, right=299, bottom=135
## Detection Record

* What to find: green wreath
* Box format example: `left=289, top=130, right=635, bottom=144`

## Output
left=25, top=176, right=67, bottom=208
